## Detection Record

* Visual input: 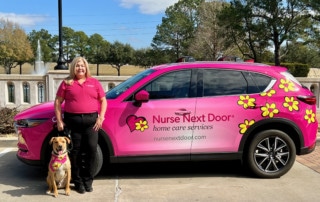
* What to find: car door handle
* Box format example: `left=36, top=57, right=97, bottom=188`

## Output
left=248, top=104, right=263, bottom=109
left=175, top=110, right=191, bottom=116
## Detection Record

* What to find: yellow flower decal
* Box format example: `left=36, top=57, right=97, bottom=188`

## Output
left=52, top=162, right=62, bottom=170
left=279, top=79, right=295, bottom=92
left=260, top=89, right=276, bottom=97
left=283, top=96, right=299, bottom=112
left=261, top=103, right=279, bottom=118
left=135, top=120, right=149, bottom=132
left=238, top=95, right=256, bottom=109
left=304, top=109, right=316, bottom=124
left=239, top=119, right=255, bottom=134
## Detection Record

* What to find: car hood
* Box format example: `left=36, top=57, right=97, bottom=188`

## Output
left=14, top=101, right=57, bottom=120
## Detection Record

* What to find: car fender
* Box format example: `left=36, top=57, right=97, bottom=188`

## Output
left=238, top=118, right=303, bottom=154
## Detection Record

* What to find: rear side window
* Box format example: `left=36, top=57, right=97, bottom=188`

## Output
left=243, top=72, right=273, bottom=93
left=201, top=69, right=273, bottom=97
left=202, top=69, right=247, bottom=96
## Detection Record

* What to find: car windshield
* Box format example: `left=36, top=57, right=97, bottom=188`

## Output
left=106, top=69, right=155, bottom=99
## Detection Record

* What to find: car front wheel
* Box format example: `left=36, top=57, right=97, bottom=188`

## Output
left=82, top=144, right=103, bottom=177
left=245, top=129, right=296, bottom=178
left=92, top=144, right=103, bottom=176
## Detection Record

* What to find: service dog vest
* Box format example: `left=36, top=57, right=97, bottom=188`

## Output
left=49, top=153, right=68, bottom=172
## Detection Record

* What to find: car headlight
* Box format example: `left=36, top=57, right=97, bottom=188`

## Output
left=14, top=118, right=49, bottom=128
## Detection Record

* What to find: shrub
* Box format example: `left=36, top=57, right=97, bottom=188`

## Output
left=280, top=63, right=310, bottom=77
left=264, top=63, right=310, bottom=77
left=0, top=107, right=19, bottom=134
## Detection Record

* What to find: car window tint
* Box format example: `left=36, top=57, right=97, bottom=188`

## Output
left=144, top=70, right=192, bottom=99
left=243, top=72, right=272, bottom=93
left=202, top=69, right=247, bottom=96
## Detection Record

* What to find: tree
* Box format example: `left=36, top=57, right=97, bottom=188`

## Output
left=220, top=0, right=310, bottom=65
left=304, top=0, right=320, bottom=21
left=0, top=19, right=33, bottom=74
left=107, top=41, right=134, bottom=76
left=151, top=0, right=204, bottom=59
left=301, top=0, right=320, bottom=60
left=190, top=0, right=240, bottom=60
left=281, top=41, right=320, bottom=68
left=51, top=27, right=77, bottom=63
left=73, top=31, right=89, bottom=57
left=87, top=33, right=110, bottom=76
left=28, top=29, right=54, bottom=63
left=219, top=0, right=270, bottom=63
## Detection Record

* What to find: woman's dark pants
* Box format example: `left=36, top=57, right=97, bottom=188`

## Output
left=64, top=112, right=98, bottom=189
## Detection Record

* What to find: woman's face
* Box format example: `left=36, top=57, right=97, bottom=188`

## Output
left=74, top=60, right=86, bottom=79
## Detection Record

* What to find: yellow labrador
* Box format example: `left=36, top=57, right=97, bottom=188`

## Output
left=46, top=136, right=71, bottom=197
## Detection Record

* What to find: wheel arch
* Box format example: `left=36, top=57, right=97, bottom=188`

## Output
left=239, top=118, right=304, bottom=155
left=40, top=127, right=58, bottom=168
left=98, top=129, right=115, bottom=163
left=40, top=128, right=115, bottom=171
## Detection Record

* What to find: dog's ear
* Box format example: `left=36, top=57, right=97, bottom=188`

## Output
left=49, top=137, right=56, bottom=145
left=64, top=137, right=71, bottom=144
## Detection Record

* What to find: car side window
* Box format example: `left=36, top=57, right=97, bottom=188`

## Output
left=242, top=71, right=273, bottom=93
left=143, top=70, right=192, bottom=99
left=202, top=69, right=247, bottom=96
left=250, top=72, right=272, bottom=92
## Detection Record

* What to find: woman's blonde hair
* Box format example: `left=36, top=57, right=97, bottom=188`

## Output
left=65, top=57, right=91, bottom=85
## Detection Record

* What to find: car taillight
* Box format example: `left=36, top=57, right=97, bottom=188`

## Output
left=297, top=96, right=317, bottom=105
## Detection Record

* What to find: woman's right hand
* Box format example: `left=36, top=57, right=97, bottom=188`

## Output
left=57, top=121, right=65, bottom=132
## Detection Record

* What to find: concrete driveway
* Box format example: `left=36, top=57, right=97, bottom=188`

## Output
left=1, top=143, right=320, bottom=202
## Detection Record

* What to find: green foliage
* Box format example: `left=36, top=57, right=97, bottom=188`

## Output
left=0, top=19, right=34, bottom=74
left=28, top=29, right=54, bottom=63
left=280, top=63, right=310, bottom=77
left=2, top=0, right=320, bottom=73
left=219, top=0, right=311, bottom=66
left=152, top=0, right=204, bottom=59
left=0, top=107, right=19, bottom=134
left=107, top=41, right=134, bottom=76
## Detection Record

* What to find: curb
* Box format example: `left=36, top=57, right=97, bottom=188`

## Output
left=0, top=136, right=17, bottom=148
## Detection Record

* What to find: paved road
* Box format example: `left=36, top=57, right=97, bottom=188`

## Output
left=1, top=145, right=320, bottom=202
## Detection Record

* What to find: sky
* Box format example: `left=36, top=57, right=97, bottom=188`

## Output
left=0, top=0, right=179, bottom=49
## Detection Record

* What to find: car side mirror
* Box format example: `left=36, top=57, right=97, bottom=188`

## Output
left=134, top=90, right=149, bottom=107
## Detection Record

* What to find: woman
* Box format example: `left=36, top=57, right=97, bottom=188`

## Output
left=54, top=57, right=107, bottom=194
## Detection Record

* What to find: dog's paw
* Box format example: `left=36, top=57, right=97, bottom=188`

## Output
left=65, top=188, right=70, bottom=196
left=46, top=190, right=51, bottom=195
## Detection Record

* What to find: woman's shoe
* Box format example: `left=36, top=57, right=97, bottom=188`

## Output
left=85, top=186, right=93, bottom=192
left=75, top=184, right=86, bottom=194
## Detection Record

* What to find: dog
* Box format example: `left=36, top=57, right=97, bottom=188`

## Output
left=46, top=136, right=71, bottom=197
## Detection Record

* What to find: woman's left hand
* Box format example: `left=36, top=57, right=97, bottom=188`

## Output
left=93, top=117, right=104, bottom=131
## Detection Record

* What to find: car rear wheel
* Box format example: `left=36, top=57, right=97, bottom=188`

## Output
left=245, top=129, right=296, bottom=178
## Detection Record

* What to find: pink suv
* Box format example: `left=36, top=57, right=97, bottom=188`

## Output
left=14, top=62, right=318, bottom=178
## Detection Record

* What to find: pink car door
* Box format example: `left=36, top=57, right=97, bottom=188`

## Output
left=112, top=69, right=196, bottom=156
left=191, top=69, right=271, bottom=153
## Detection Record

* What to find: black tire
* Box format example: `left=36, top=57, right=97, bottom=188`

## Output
left=44, top=136, right=103, bottom=177
left=81, top=144, right=103, bottom=177
left=92, top=144, right=103, bottom=177
left=245, top=130, right=296, bottom=178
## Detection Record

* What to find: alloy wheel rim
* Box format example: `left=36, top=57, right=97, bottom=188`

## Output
left=254, top=136, right=290, bottom=173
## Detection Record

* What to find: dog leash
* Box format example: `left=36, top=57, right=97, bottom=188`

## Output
left=55, top=124, right=73, bottom=152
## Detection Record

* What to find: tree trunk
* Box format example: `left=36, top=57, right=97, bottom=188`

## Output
left=117, top=66, right=120, bottom=76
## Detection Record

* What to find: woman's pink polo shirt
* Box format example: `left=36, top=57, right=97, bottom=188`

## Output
left=56, top=77, right=105, bottom=114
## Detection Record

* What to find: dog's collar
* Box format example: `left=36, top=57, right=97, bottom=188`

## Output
left=49, top=152, right=68, bottom=172
left=52, top=150, right=68, bottom=156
